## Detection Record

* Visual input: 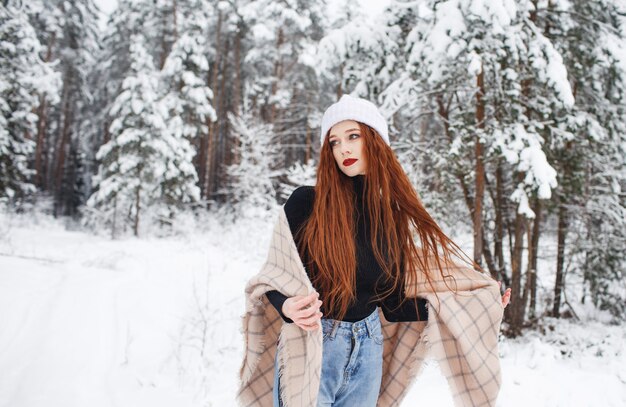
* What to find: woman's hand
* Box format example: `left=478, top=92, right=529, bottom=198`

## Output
left=282, top=292, right=323, bottom=332
left=499, top=281, right=512, bottom=308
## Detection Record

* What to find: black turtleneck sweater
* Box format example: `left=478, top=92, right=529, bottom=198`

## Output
left=265, top=174, right=428, bottom=323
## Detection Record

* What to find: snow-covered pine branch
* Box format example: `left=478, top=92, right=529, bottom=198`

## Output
left=86, top=35, right=200, bottom=237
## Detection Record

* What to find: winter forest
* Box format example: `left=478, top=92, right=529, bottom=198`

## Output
left=0, top=0, right=625, bottom=406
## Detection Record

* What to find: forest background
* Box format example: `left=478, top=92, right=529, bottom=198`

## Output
left=0, top=0, right=625, bottom=405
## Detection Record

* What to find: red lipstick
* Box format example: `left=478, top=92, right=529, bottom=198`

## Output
left=343, top=158, right=358, bottom=166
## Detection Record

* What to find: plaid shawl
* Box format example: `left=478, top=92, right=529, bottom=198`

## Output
left=237, top=207, right=504, bottom=407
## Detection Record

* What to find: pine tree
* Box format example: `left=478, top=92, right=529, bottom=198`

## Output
left=0, top=4, right=59, bottom=203
left=53, top=0, right=100, bottom=216
left=545, top=0, right=626, bottom=319
left=161, top=9, right=217, bottom=166
left=316, top=1, right=400, bottom=102
left=349, top=0, right=577, bottom=335
left=86, top=36, right=199, bottom=237
left=18, top=0, right=101, bottom=217
left=89, top=0, right=159, bottom=164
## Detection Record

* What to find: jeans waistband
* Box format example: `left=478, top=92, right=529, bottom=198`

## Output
left=321, top=307, right=380, bottom=340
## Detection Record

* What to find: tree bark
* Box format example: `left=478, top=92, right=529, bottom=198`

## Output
left=35, top=33, right=55, bottom=189
left=158, top=1, right=176, bottom=69
left=203, top=9, right=223, bottom=200
left=474, top=68, right=486, bottom=267
left=216, top=40, right=230, bottom=186
left=436, top=94, right=496, bottom=275
left=305, top=108, right=311, bottom=163
left=482, top=172, right=502, bottom=286
left=233, top=27, right=242, bottom=116
left=111, top=195, right=118, bottom=239
left=232, top=26, right=242, bottom=166
left=35, top=97, right=49, bottom=189
left=53, top=72, right=74, bottom=215
left=337, top=62, right=344, bottom=99
left=494, top=159, right=507, bottom=282
left=509, top=207, right=527, bottom=336
left=133, top=185, right=141, bottom=237
left=553, top=194, right=568, bottom=317
left=528, top=196, right=541, bottom=318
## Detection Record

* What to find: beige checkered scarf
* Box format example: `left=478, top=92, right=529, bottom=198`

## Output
left=237, top=207, right=504, bottom=407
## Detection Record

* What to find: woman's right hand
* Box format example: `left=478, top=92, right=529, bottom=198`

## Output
left=282, top=292, right=323, bottom=332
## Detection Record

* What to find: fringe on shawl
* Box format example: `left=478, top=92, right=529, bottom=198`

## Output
left=238, top=208, right=321, bottom=407
left=276, top=324, right=291, bottom=407
left=238, top=295, right=266, bottom=386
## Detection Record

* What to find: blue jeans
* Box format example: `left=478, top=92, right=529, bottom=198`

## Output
left=273, top=307, right=383, bottom=407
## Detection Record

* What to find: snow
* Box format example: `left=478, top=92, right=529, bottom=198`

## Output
left=504, top=327, right=626, bottom=405
left=526, top=27, right=575, bottom=108
left=1, top=209, right=625, bottom=407
left=491, top=123, right=559, bottom=211
left=94, top=0, right=118, bottom=31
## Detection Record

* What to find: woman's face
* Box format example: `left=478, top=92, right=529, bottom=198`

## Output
left=328, top=120, right=367, bottom=177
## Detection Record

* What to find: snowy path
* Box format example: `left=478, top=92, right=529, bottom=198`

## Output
left=0, top=257, right=127, bottom=406
left=0, top=213, right=624, bottom=407
left=0, top=219, right=207, bottom=407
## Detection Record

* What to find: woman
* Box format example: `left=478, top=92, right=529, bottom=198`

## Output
left=239, top=94, right=511, bottom=407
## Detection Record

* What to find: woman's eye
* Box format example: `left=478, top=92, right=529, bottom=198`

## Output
left=329, top=134, right=358, bottom=147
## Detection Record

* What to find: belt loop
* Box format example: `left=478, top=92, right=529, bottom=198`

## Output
left=330, top=320, right=340, bottom=339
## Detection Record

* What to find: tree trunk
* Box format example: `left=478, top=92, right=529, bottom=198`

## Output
left=484, top=168, right=507, bottom=281
left=233, top=28, right=242, bottom=116
left=528, top=196, right=541, bottom=319
left=437, top=94, right=495, bottom=275
left=232, top=26, right=242, bottom=166
left=133, top=185, right=141, bottom=237
left=54, top=104, right=72, bottom=198
left=481, top=235, right=498, bottom=279
left=553, top=194, right=568, bottom=317
left=35, top=34, right=55, bottom=189
left=337, top=62, right=344, bottom=99
left=158, top=1, right=176, bottom=69
left=111, top=195, right=118, bottom=239
left=494, top=159, right=507, bottom=281
left=203, top=9, right=222, bottom=200
left=474, top=68, right=486, bottom=267
left=43, top=132, right=52, bottom=191
left=35, top=97, right=49, bottom=189
left=268, top=27, right=284, bottom=124
left=54, top=73, right=73, bottom=215
left=522, top=216, right=532, bottom=320
left=305, top=107, right=311, bottom=163
left=216, top=41, right=230, bottom=186
left=508, top=208, right=527, bottom=336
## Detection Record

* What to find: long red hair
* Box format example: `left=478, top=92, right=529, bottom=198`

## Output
left=295, top=122, right=481, bottom=320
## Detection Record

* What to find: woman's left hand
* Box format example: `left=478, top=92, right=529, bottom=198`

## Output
left=499, top=281, right=511, bottom=308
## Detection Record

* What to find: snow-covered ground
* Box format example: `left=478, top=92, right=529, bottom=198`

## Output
left=0, top=208, right=624, bottom=407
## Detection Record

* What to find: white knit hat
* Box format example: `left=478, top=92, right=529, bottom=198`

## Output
left=320, top=94, right=389, bottom=146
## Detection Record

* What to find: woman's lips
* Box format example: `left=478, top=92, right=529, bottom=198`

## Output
left=343, top=158, right=358, bottom=166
